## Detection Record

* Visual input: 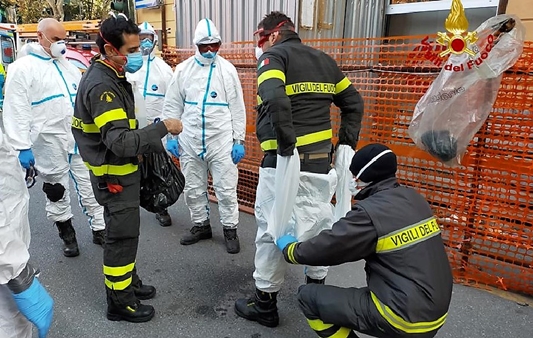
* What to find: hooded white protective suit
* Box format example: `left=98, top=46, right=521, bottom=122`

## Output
left=2, top=44, right=105, bottom=232
left=163, top=19, right=246, bottom=227
left=0, top=128, right=32, bottom=338
left=127, top=22, right=173, bottom=123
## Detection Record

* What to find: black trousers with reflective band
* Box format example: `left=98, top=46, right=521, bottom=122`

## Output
left=297, top=284, right=440, bottom=338
left=91, top=172, right=142, bottom=306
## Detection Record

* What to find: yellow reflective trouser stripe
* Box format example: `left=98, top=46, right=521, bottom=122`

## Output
left=308, top=319, right=334, bottom=331
left=370, top=292, right=447, bottom=334
left=335, top=77, right=352, bottom=94
left=307, top=319, right=352, bottom=338
left=375, top=217, right=441, bottom=253
left=330, top=327, right=352, bottom=338
left=103, top=262, right=135, bottom=277
left=285, top=82, right=336, bottom=96
left=258, top=69, right=286, bottom=86
left=104, top=276, right=132, bottom=291
left=94, top=108, right=128, bottom=129
left=260, top=129, right=333, bottom=151
left=84, top=162, right=138, bottom=176
left=72, top=116, right=99, bottom=133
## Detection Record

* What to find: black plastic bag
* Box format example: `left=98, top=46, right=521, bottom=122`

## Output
left=140, top=151, right=185, bottom=213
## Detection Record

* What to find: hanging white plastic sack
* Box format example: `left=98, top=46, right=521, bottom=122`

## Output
left=334, top=145, right=355, bottom=221
left=265, top=148, right=300, bottom=241
left=408, top=14, right=525, bottom=167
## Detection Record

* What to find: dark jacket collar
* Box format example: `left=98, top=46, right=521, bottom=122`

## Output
left=276, top=31, right=301, bottom=45
left=94, top=56, right=125, bottom=79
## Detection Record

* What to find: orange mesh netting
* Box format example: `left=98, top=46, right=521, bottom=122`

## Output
left=163, top=36, right=533, bottom=296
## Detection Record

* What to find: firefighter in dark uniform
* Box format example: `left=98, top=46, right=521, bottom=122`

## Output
left=234, top=11, right=364, bottom=327
left=276, top=143, right=454, bottom=338
left=72, top=14, right=182, bottom=323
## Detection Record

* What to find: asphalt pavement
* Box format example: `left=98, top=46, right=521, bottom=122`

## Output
left=25, top=184, right=533, bottom=338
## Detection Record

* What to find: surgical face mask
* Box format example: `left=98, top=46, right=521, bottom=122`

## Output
left=348, top=179, right=371, bottom=197
left=125, top=52, right=143, bottom=73
left=140, top=38, right=154, bottom=55
left=255, top=46, right=263, bottom=60
left=201, top=51, right=217, bottom=59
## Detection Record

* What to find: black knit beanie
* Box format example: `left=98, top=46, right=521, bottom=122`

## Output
left=349, top=143, right=397, bottom=183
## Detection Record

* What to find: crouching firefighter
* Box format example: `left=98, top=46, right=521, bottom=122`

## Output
left=276, top=143, right=453, bottom=338
left=72, top=13, right=183, bottom=322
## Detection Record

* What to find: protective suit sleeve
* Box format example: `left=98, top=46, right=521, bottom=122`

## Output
left=226, top=64, right=246, bottom=141
left=2, top=63, right=33, bottom=150
left=333, top=73, right=364, bottom=148
left=257, top=53, right=295, bottom=156
left=86, top=83, right=169, bottom=157
left=283, top=204, right=378, bottom=266
left=162, top=66, right=185, bottom=120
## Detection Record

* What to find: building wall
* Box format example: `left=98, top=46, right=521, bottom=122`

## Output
left=506, top=0, right=533, bottom=40
left=135, top=0, right=176, bottom=48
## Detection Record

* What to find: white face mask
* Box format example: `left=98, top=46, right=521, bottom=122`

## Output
left=255, top=46, right=263, bottom=60
left=42, top=33, right=66, bottom=58
left=50, top=40, right=67, bottom=58
left=348, top=179, right=371, bottom=196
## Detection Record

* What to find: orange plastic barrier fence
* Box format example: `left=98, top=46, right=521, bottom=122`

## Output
left=163, top=35, right=533, bottom=296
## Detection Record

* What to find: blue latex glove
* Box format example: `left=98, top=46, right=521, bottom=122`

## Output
left=231, top=143, right=245, bottom=164
left=166, top=139, right=179, bottom=158
left=12, top=278, right=54, bottom=338
left=18, top=149, right=35, bottom=170
left=276, top=234, right=298, bottom=251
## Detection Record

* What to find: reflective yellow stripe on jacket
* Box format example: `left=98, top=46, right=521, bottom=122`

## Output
left=370, top=292, right=447, bottom=334
left=72, top=116, right=136, bottom=133
left=84, top=162, right=138, bottom=177
left=260, top=129, right=333, bottom=152
left=94, top=108, right=128, bottom=129
left=257, top=76, right=352, bottom=103
left=375, top=217, right=441, bottom=254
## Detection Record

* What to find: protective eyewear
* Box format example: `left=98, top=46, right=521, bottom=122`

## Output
left=253, top=20, right=291, bottom=47
left=25, top=166, right=38, bottom=189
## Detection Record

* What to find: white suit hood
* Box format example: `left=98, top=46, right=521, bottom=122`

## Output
left=17, top=42, right=39, bottom=58
left=139, top=21, right=158, bottom=45
left=193, top=18, right=221, bottom=46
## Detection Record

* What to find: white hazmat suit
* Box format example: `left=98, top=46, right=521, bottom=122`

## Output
left=2, top=45, right=105, bottom=233
left=127, top=22, right=173, bottom=123
left=0, top=127, right=32, bottom=338
left=163, top=19, right=246, bottom=229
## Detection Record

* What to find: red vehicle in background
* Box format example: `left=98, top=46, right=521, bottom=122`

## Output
left=65, top=45, right=98, bottom=73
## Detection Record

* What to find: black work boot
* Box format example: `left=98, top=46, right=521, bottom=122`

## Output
left=134, top=281, right=156, bottom=300
left=155, top=209, right=172, bottom=227
left=223, top=227, right=240, bottom=254
left=55, top=219, right=79, bottom=257
left=306, top=276, right=326, bottom=285
left=107, top=300, right=155, bottom=323
left=234, top=289, right=279, bottom=328
left=180, top=220, right=212, bottom=245
left=92, top=230, right=105, bottom=246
